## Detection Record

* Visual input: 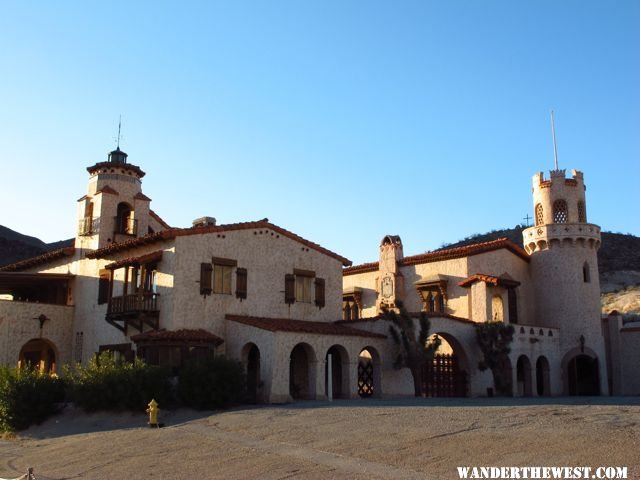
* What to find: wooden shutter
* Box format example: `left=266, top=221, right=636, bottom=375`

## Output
left=97, top=273, right=110, bottom=305
left=314, top=278, right=325, bottom=308
left=200, top=263, right=212, bottom=295
left=285, top=274, right=295, bottom=304
left=236, top=268, right=248, bottom=300
left=508, top=288, right=518, bottom=324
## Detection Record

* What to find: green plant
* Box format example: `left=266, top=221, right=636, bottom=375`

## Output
left=475, top=320, right=515, bottom=396
left=64, top=352, right=172, bottom=412
left=383, top=300, right=440, bottom=397
left=177, top=356, right=245, bottom=410
left=0, top=366, right=65, bottom=431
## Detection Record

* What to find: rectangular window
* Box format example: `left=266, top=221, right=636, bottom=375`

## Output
left=211, top=257, right=237, bottom=295
left=200, top=263, right=212, bottom=295
left=295, top=275, right=313, bottom=303
left=213, top=264, right=233, bottom=294
left=314, top=278, right=325, bottom=308
left=236, top=268, right=247, bottom=300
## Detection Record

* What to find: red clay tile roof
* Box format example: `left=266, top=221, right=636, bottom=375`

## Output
left=337, top=312, right=477, bottom=326
left=85, top=220, right=351, bottom=266
left=458, top=273, right=521, bottom=288
left=149, top=209, right=171, bottom=229
left=343, top=238, right=529, bottom=275
left=131, top=328, right=224, bottom=346
left=134, top=192, right=152, bottom=201
left=226, top=314, right=386, bottom=338
left=96, top=185, right=119, bottom=195
left=105, top=250, right=163, bottom=270
left=0, top=247, right=76, bottom=272
left=87, top=161, right=146, bottom=178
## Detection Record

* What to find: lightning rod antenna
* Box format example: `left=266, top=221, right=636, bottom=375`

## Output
left=117, top=115, right=122, bottom=150
left=551, top=110, right=559, bottom=170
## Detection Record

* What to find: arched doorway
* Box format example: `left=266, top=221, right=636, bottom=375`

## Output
left=242, top=343, right=261, bottom=403
left=289, top=343, right=316, bottom=400
left=568, top=355, right=600, bottom=395
left=358, top=347, right=381, bottom=398
left=516, top=355, right=533, bottom=396
left=18, top=339, right=57, bottom=374
left=325, top=345, right=349, bottom=399
left=423, top=333, right=468, bottom=397
left=536, top=356, right=551, bottom=396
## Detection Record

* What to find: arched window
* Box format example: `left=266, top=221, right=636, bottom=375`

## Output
left=583, top=262, right=590, bottom=283
left=535, top=204, right=544, bottom=226
left=577, top=201, right=587, bottom=223
left=116, top=203, right=137, bottom=235
left=552, top=200, right=568, bottom=224
left=492, top=295, right=504, bottom=321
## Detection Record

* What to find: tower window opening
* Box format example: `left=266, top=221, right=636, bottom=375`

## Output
left=577, top=201, right=587, bottom=223
left=535, top=204, right=544, bottom=226
left=115, top=203, right=137, bottom=235
left=552, top=200, right=568, bottom=224
left=583, top=262, right=591, bottom=283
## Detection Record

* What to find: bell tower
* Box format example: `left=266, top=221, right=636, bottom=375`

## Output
left=522, top=169, right=607, bottom=394
left=75, top=147, right=152, bottom=251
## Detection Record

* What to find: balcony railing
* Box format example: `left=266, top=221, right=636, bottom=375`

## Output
left=114, top=216, right=138, bottom=236
left=107, top=293, right=159, bottom=316
left=78, top=217, right=100, bottom=236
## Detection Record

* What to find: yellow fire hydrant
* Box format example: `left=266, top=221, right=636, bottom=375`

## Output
left=146, top=399, right=159, bottom=427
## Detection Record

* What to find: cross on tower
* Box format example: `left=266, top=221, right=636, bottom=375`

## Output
left=523, top=214, right=532, bottom=227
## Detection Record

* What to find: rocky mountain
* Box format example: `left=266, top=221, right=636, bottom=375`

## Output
left=0, top=225, right=73, bottom=267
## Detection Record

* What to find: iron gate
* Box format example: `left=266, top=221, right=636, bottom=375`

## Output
left=423, top=354, right=467, bottom=397
left=358, top=360, right=374, bottom=397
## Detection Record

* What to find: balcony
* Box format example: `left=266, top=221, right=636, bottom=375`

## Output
left=106, top=293, right=159, bottom=333
left=114, top=216, right=138, bottom=236
left=78, top=217, right=100, bottom=236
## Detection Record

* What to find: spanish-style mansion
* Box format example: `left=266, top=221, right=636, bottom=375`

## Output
left=1, top=148, right=638, bottom=400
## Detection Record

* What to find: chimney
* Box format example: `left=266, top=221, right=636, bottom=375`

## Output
left=192, top=216, right=216, bottom=228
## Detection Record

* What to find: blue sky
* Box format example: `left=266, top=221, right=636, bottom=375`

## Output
left=1, top=1, right=638, bottom=265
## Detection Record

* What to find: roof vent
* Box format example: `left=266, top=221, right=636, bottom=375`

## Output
left=192, top=216, right=216, bottom=228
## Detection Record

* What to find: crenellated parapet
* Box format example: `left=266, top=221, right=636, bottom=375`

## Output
left=522, top=223, right=600, bottom=254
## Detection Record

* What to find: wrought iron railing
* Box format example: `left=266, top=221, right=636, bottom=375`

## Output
left=78, top=217, right=100, bottom=236
left=107, top=293, right=159, bottom=316
left=114, top=216, right=138, bottom=236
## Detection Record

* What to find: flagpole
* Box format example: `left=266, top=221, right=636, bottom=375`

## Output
left=551, top=110, right=559, bottom=170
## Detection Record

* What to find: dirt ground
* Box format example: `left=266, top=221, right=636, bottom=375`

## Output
left=1, top=397, right=639, bottom=480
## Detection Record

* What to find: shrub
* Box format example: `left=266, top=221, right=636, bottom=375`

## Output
left=0, top=366, right=66, bottom=431
left=177, top=356, right=245, bottom=410
left=476, top=320, right=515, bottom=396
left=64, top=352, right=173, bottom=412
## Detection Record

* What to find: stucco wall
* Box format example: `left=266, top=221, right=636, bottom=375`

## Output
left=0, top=300, right=74, bottom=369
left=169, top=229, right=344, bottom=340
